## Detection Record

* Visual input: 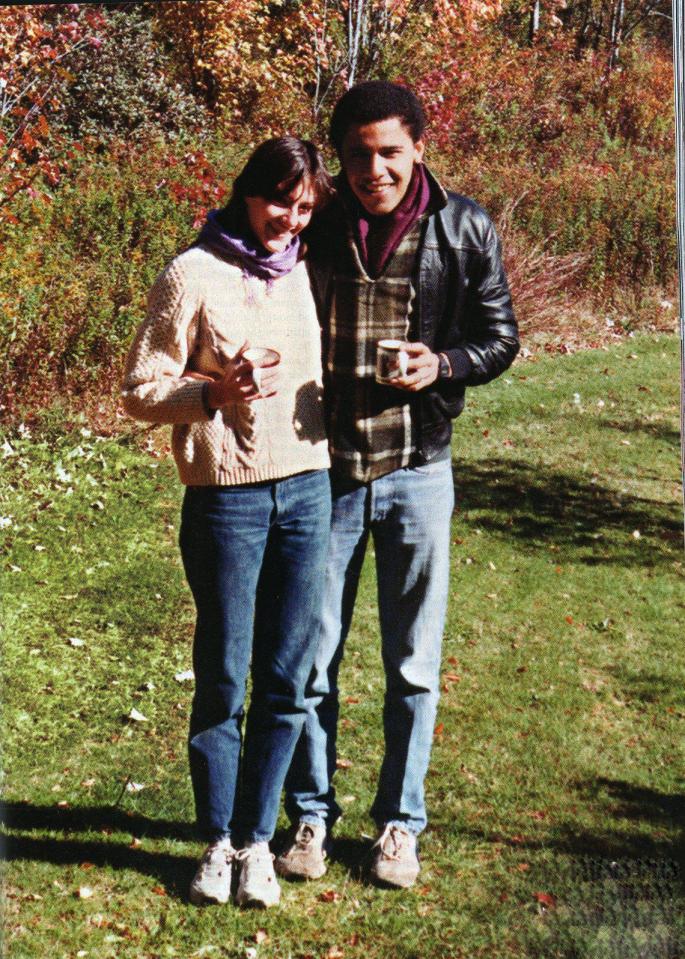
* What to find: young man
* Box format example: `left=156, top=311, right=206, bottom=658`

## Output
left=277, top=81, right=519, bottom=888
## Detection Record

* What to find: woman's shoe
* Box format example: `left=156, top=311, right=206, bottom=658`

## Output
left=235, top=842, right=281, bottom=907
left=189, top=838, right=235, bottom=905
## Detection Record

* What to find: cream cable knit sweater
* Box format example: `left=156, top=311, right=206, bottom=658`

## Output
left=122, top=246, right=330, bottom=485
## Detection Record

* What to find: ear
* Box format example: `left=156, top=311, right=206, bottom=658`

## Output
left=413, top=140, right=425, bottom=163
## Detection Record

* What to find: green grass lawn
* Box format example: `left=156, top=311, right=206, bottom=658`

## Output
left=2, top=333, right=684, bottom=959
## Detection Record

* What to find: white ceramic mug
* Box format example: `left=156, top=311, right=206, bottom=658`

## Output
left=242, top=346, right=281, bottom=392
left=376, top=339, right=409, bottom=384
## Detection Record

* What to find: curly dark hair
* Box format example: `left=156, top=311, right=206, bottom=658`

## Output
left=329, top=81, right=426, bottom=154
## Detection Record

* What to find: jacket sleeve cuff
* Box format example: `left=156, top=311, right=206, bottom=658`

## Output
left=443, top=348, right=473, bottom=382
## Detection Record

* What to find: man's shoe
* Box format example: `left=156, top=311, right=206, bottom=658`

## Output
left=368, top=824, right=420, bottom=888
left=235, top=843, right=281, bottom=908
left=189, top=838, right=235, bottom=905
left=275, top=820, right=328, bottom=880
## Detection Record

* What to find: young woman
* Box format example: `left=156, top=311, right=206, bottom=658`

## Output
left=122, top=138, right=333, bottom=908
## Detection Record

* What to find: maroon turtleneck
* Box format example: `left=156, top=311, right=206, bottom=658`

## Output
left=354, top=163, right=431, bottom=278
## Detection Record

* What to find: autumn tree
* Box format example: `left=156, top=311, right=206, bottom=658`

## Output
left=0, top=3, right=105, bottom=221
left=154, top=0, right=504, bottom=135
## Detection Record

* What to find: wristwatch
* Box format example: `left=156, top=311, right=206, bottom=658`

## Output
left=437, top=352, right=452, bottom=380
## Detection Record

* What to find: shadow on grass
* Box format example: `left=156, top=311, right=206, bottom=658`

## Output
left=602, top=416, right=681, bottom=445
left=1, top=801, right=196, bottom=896
left=605, top=666, right=685, bottom=706
left=452, top=458, right=682, bottom=564
left=459, top=778, right=685, bottom=864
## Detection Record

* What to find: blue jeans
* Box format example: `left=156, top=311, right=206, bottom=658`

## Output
left=284, top=456, right=454, bottom=836
left=179, top=469, right=331, bottom=844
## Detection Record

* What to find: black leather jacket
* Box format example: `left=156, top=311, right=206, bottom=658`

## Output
left=306, top=181, right=519, bottom=462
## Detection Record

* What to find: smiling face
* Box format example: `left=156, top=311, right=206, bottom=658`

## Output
left=244, top=177, right=316, bottom=253
left=341, top=116, right=425, bottom=216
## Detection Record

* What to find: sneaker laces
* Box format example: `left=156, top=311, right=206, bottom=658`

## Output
left=375, top=824, right=412, bottom=861
left=235, top=844, right=275, bottom=866
left=294, top=823, right=319, bottom=849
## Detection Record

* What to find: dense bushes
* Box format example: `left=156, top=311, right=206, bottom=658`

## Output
left=60, top=7, right=209, bottom=143
left=413, top=34, right=675, bottom=291
left=0, top=138, right=246, bottom=419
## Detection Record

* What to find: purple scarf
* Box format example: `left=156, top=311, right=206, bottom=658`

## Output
left=196, top=209, right=301, bottom=281
left=355, top=163, right=431, bottom=278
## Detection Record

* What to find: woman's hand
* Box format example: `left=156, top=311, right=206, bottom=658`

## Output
left=194, top=342, right=278, bottom=408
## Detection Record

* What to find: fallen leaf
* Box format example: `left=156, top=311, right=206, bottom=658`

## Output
left=67, top=637, right=85, bottom=647
left=127, top=708, right=148, bottom=723
left=517, top=862, right=531, bottom=872
left=444, top=673, right=461, bottom=682
left=253, top=930, right=268, bottom=944
left=130, top=837, right=142, bottom=849
left=336, top=758, right=353, bottom=769
left=434, top=722, right=444, bottom=736
left=125, top=781, right=145, bottom=793
left=344, top=696, right=360, bottom=704
left=318, top=889, right=342, bottom=903
left=174, top=669, right=195, bottom=683
left=76, top=886, right=94, bottom=899
left=151, top=886, right=166, bottom=896
left=534, top=891, right=557, bottom=909
left=565, top=616, right=574, bottom=625
left=80, top=862, right=95, bottom=870
left=326, top=947, right=344, bottom=959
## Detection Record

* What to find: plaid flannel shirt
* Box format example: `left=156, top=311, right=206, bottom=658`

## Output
left=326, top=218, right=425, bottom=482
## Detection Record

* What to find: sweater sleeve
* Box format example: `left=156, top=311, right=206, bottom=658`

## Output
left=121, top=258, right=210, bottom=425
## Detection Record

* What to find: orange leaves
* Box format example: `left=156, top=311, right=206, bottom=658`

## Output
left=318, top=889, right=342, bottom=903
left=0, top=4, right=104, bottom=221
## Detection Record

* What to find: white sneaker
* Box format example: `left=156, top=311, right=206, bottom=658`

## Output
left=235, top=842, right=281, bottom=908
left=189, top=838, right=235, bottom=905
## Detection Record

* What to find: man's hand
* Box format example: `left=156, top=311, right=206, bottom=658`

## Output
left=389, top=342, right=440, bottom=392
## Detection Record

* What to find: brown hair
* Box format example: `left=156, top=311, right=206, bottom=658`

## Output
left=223, top=137, right=333, bottom=225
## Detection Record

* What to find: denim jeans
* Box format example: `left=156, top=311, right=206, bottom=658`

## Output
left=284, top=456, right=454, bottom=836
left=179, top=469, right=331, bottom=844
